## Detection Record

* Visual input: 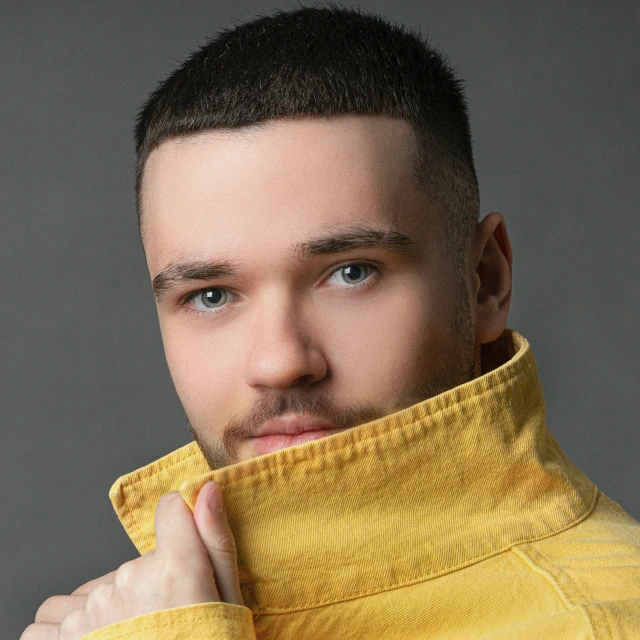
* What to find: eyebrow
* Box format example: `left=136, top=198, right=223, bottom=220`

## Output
left=152, top=225, right=419, bottom=301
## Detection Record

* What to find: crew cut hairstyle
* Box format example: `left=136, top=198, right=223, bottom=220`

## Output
left=134, top=4, right=480, bottom=269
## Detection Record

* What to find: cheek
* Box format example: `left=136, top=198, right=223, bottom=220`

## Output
left=319, top=281, right=445, bottom=395
left=158, top=318, right=241, bottom=417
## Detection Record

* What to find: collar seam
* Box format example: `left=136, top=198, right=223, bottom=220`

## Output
left=110, top=445, right=202, bottom=500
left=118, top=351, right=534, bottom=494
left=249, top=484, right=599, bottom=615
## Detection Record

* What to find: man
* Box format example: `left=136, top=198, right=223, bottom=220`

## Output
left=22, top=5, right=640, bottom=640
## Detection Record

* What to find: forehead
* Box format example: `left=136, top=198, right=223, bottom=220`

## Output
left=141, top=115, right=430, bottom=270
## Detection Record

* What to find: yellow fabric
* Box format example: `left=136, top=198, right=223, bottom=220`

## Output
left=83, top=329, right=640, bottom=639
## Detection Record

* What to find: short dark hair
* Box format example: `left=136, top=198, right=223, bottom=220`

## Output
left=134, top=4, right=479, bottom=268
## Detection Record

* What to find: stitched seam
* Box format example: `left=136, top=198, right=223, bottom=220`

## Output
left=511, top=547, right=580, bottom=612
left=121, top=352, right=535, bottom=493
left=95, top=609, right=250, bottom=640
left=598, top=605, right=618, bottom=640
left=119, top=360, right=536, bottom=549
left=250, top=484, right=599, bottom=614
left=572, top=602, right=614, bottom=640
left=117, top=353, right=597, bottom=592
left=548, top=563, right=614, bottom=640
left=511, top=545, right=599, bottom=639
left=105, top=335, right=600, bottom=616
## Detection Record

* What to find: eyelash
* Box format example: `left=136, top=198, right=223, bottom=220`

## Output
left=180, top=261, right=381, bottom=317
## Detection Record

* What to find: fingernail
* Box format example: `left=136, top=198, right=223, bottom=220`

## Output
left=207, top=481, right=224, bottom=515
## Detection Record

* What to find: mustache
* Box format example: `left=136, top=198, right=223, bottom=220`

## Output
left=221, top=391, right=382, bottom=443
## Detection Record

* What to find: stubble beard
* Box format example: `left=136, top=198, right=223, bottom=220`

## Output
left=188, top=279, right=476, bottom=471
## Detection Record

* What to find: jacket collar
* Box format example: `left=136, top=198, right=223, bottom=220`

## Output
left=109, top=329, right=596, bottom=614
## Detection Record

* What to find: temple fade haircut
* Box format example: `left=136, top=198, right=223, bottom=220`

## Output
left=134, top=4, right=480, bottom=271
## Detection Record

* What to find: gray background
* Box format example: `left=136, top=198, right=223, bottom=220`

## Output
left=2, top=1, right=638, bottom=635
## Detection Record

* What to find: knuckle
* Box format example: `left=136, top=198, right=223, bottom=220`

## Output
left=214, top=532, right=238, bottom=565
left=59, top=608, right=85, bottom=637
left=19, top=623, right=44, bottom=640
left=85, top=582, right=111, bottom=614
left=215, top=532, right=237, bottom=554
left=114, top=559, right=136, bottom=590
left=34, top=594, right=63, bottom=622
left=71, top=569, right=117, bottom=595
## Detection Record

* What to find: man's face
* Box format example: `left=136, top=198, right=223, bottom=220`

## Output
left=141, top=115, right=476, bottom=469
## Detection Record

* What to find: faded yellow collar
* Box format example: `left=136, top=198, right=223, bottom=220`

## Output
left=109, top=329, right=597, bottom=614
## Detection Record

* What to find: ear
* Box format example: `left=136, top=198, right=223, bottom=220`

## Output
left=469, top=211, right=513, bottom=344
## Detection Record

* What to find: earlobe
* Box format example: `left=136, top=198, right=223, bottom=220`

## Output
left=471, top=212, right=513, bottom=345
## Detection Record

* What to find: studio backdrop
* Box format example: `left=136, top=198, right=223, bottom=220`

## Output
left=2, top=2, right=638, bottom=637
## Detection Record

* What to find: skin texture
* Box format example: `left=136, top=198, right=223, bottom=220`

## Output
left=142, top=114, right=512, bottom=470
left=22, top=114, right=512, bottom=638
left=21, top=481, right=243, bottom=639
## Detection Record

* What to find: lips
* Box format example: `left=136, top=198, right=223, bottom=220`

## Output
left=253, top=414, right=338, bottom=437
left=249, top=428, right=348, bottom=455
left=249, top=414, right=347, bottom=455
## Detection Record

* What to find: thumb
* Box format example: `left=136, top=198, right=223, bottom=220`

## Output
left=193, top=481, right=245, bottom=607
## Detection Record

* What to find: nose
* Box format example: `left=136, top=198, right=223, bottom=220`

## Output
left=244, top=292, right=327, bottom=390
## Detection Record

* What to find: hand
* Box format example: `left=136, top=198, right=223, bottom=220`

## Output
left=21, top=481, right=243, bottom=640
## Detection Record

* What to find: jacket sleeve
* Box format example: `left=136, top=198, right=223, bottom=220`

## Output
left=80, top=601, right=256, bottom=640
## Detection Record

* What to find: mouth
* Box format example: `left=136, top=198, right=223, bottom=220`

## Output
left=248, top=414, right=349, bottom=455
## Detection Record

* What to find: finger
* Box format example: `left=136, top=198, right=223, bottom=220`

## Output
left=35, top=594, right=86, bottom=623
left=193, top=481, right=244, bottom=606
left=19, top=622, right=59, bottom=640
left=58, top=606, right=93, bottom=640
left=71, top=570, right=116, bottom=595
left=154, top=491, right=211, bottom=555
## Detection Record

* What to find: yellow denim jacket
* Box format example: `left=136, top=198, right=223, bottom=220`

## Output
left=84, top=330, right=640, bottom=639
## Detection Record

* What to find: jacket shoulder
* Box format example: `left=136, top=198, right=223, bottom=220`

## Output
left=513, top=491, right=640, bottom=638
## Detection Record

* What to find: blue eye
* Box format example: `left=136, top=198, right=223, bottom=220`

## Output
left=189, top=288, right=230, bottom=311
left=182, top=262, right=379, bottom=316
left=327, top=263, right=375, bottom=287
